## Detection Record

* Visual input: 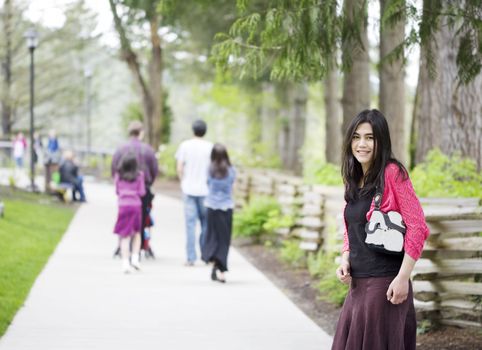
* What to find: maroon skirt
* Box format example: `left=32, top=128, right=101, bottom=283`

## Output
left=113, top=205, right=142, bottom=237
left=332, top=276, right=416, bottom=350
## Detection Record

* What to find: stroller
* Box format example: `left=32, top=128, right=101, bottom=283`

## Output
left=141, top=196, right=155, bottom=259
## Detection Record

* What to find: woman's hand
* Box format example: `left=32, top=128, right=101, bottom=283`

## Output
left=336, top=259, right=351, bottom=285
left=386, top=275, right=409, bottom=304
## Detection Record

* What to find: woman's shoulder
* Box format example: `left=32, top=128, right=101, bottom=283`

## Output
left=384, top=161, right=409, bottom=183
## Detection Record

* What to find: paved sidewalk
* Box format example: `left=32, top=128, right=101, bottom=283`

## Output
left=0, top=181, right=333, bottom=350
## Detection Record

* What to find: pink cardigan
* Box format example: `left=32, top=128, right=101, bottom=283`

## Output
left=342, top=163, right=430, bottom=260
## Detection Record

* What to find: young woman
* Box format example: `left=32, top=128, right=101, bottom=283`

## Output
left=332, top=109, right=429, bottom=350
left=113, top=152, right=146, bottom=273
left=201, top=143, right=236, bottom=283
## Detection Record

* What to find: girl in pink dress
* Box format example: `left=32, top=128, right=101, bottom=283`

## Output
left=113, top=152, right=146, bottom=273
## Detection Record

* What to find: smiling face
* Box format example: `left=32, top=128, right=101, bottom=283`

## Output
left=351, top=122, right=375, bottom=174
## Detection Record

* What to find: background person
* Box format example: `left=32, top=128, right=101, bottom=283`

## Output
left=201, top=143, right=236, bottom=283
left=12, top=132, right=27, bottom=168
left=332, top=109, right=429, bottom=350
left=175, top=119, right=213, bottom=266
left=113, top=152, right=145, bottom=273
left=111, top=121, right=159, bottom=258
left=45, top=129, right=60, bottom=165
left=59, top=150, right=86, bottom=202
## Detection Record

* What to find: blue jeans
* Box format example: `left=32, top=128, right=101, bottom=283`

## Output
left=73, top=176, right=86, bottom=202
left=183, top=195, right=206, bottom=262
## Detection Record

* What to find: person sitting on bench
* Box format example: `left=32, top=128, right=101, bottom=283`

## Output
left=59, top=150, right=86, bottom=202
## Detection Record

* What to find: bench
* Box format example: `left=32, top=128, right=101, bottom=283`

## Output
left=49, top=182, right=74, bottom=202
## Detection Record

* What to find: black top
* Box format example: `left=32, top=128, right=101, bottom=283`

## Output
left=345, top=189, right=403, bottom=278
left=59, top=160, right=80, bottom=186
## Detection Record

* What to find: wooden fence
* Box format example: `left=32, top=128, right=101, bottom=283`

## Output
left=414, top=200, right=482, bottom=328
left=235, top=168, right=482, bottom=328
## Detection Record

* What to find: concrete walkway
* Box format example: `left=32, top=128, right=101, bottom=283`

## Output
left=0, top=181, right=333, bottom=350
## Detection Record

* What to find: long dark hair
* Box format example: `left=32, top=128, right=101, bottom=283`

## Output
left=341, top=109, right=407, bottom=202
left=210, top=143, right=231, bottom=178
left=118, top=152, right=139, bottom=182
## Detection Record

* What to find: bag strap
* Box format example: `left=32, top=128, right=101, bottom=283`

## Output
left=374, top=186, right=383, bottom=210
left=373, top=172, right=386, bottom=210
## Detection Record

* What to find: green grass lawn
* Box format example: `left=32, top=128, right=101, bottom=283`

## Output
left=0, top=189, right=76, bottom=336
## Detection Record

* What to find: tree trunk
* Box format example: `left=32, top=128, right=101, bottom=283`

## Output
left=276, top=83, right=290, bottom=170
left=379, top=0, right=406, bottom=164
left=324, top=69, right=341, bottom=164
left=341, top=0, right=370, bottom=134
left=409, top=78, right=420, bottom=169
left=109, top=0, right=163, bottom=148
left=1, top=0, right=13, bottom=137
left=290, top=83, right=308, bottom=175
left=276, top=83, right=308, bottom=175
left=414, top=2, right=482, bottom=169
left=148, top=13, right=163, bottom=149
left=246, top=83, right=262, bottom=156
left=260, top=82, right=278, bottom=157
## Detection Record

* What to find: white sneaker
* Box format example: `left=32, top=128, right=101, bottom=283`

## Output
left=131, top=254, right=141, bottom=271
left=122, top=260, right=132, bottom=274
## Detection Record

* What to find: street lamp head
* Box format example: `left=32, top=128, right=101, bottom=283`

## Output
left=24, top=28, right=39, bottom=50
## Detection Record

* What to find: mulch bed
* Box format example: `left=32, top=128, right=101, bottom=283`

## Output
left=234, top=242, right=482, bottom=350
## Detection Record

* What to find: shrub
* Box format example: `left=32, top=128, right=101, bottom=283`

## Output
left=307, top=250, right=348, bottom=307
left=279, top=240, right=306, bottom=268
left=157, top=144, right=178, bottom=179
left=304, top=162, right=343, bottom=186
left=316, top=274, right=349, bottom=306
left=233, top=196, right=280, bottom=241
left=411, top=149, right=482, bottom=199
left=231, top=142, right=281, bottom=169
left=263, top=209, right=295, bottom=233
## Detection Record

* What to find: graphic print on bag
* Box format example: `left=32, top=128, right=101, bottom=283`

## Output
left=365, top=192, right=406, bottom=254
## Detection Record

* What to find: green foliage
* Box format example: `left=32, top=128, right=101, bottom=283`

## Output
left=316, top=273, right=349, bottom=307
left=233, top=196, right=281, bottom=240
left=1, top=1, right=102, bottom=138
left=279, top=240, right=306, bottom=268
left=157, top=143, right=178, bottom=179
left=121, top=102, right=144, bottom=135
left=411, top=149, right=482, bottom=199
left=0, top=192, right=75, bottom=336
left=231, top=142, right=281, bottom=169
left=213, top=0, right=481, bottom=84
left=263, top=209, right=294, bottom=233
left=121, top=91, right=172, bottom=143
left=213, top=0, right=339, bottom=81
left=383, top=0, right=482, bottom=84
left=307, top=251, right=348, bottom=307
left=304, top=162, right=343, bottom=186
left=8, top=175, right=15, bottom=188
left=417, top=319, right=434, bottom=335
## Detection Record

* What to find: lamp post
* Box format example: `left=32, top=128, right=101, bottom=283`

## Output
left=84, top=67, right=92, bottom=155
left=24, top=28, right=38, bottom=192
